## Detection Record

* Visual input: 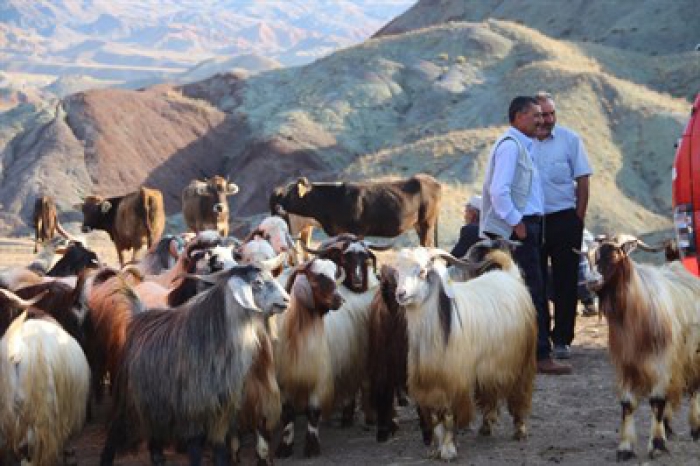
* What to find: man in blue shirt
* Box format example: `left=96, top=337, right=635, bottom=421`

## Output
left=534, top=92, right=593, bottom=361
left=480, top=96, right=571, bottom=375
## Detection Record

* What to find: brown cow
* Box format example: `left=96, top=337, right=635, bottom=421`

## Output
left=32, top=195, right=72, bottom=253
left=182, top=176, right=239, bottom=237
left=80, top=187, right=165, bottom=266
left=270, top=174, right=442, bottom=246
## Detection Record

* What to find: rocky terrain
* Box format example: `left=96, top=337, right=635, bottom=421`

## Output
left=0, top=0, right=697, bottom=247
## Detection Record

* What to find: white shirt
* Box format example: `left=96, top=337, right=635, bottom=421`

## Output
left=533, top=125, right=593, bottom=214
left=489, top=127, right=545, bottom=226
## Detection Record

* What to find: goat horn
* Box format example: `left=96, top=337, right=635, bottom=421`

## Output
left=635, top=240, right=666, bottom=253
left=0, top=288, right=47, bottom=309
left=301, top=241, right=330, bottom=255
left=260, top=252, right=287, bottom=271
left=120, top=264, right=145, bottom=283
left=428, top=250, right=473, bottom=268
left=362, top=240, right=394, bottom=251
left=336, top=267, right=346, bottom=285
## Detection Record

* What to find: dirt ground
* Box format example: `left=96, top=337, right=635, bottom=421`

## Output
left=1, top=236, right=698, bottom=465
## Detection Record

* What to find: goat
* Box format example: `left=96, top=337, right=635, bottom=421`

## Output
left=301, top=234, right=392, bottom=426
left=585, top=234, right=700, bottom=460
left=99, top=264, right=290, bottom=466
left=82, top=268, right=144, bottom=405
left=272, top=259, right=345, bottom=458
left=0, top=288, right=90, bottom=466
left=367, top=263, right=409, bottom=442
left=393, top=247, right=537, bottom=460
left=136, top=234, right=188, bottom=275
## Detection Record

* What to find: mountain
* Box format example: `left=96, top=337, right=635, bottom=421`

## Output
left=0, top=0, right=415, bottom=82
left=0, top=0, right=695, bottom=246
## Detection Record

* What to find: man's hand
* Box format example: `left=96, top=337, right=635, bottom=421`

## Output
left=514, top=221, right=527, bottom=239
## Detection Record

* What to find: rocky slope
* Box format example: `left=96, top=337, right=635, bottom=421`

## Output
left=0, top=1, right=695, bottom=246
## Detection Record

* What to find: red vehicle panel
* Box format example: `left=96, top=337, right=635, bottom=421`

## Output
left=672, top=93, right=700, bottom=275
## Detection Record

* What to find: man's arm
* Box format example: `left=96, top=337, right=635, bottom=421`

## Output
left=575, top=175, right=589, bottom=221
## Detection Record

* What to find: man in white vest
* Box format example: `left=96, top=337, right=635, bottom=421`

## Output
left=480, top=96, right=572, bottom=375
left=534, top=92, right=592, bottom=361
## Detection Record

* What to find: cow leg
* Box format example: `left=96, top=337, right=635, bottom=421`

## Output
left=617, top=391, right=638, bottom=461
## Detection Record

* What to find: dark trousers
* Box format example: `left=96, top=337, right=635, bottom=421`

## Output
left=488, top=217, right=550, bottom=360
left=541, top=209, right=584, bottom=347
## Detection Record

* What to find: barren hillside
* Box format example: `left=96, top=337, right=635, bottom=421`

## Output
left=0, top=1, right=695, bottom=247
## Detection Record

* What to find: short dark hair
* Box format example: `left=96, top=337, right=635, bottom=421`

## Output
left=508, top=96, right=538, bottom=123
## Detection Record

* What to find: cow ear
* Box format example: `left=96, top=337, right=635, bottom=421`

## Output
left=227, top=183, right=239, bottom=195
left=100, top=201, right=112, bottom=213
left=297, top=178, right=311, bottom=198
left=196, top=185, right=207, bottom=195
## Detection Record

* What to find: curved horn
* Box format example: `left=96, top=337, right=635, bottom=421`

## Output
left=120, top=264, right=145, bottom=283
left=335, top=266, right=346, bottom=285
left=260, top=252, right=287, bottom=272
left=635, top=240, right=666, bottom=253
left=362, top=240, right=394, bottom=251
left=428, top=250, right=473, bottom=268
left=301, top=241, right=331, bottom=256
left=0, top=288, right=47, bottom=309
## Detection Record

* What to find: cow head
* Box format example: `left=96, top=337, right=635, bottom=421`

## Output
left=80, top=196, right=111, bottom=233
left=269, top=177, right=312, bottom=214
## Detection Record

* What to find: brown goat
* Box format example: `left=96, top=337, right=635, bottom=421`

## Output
left=587, top=234, right=700, bottom=461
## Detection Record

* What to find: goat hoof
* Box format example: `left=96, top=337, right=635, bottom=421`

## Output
left=256, top=457, right=273, bottom=466
left=616, top=449, right=636, bottom=462
left=397, top=394, right=410, bottom=407
left=274, top=442, right=294, bottom=459
left=303, top=438, right=321, bottom=458
left=478, top=424, right=492, bottom=436
left=422, top=429, right=433, bottom=446
left=513, top=429, right=528, bottom=441
left=377, top=427, right=391, bottom=443
left=692, top=428, right=700, bottom=441
left=649, top=438, right=669, bottom=458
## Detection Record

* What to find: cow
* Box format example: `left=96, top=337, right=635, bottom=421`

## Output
left=182, top=175, right=239, bottom=237
left=80, top=187, right=165, bottom=266
left=32, top=195, right=72, bottom=253
left=269, top=174, right=442, bottom=246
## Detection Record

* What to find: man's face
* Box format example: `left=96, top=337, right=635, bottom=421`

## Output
left=515, top=103, right=543, bottom=137
left=537, top=99, right=556, bottom=139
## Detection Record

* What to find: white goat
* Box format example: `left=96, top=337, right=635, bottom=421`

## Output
left=586, top=234, right=700, bottom=461
left=0, top=290, right=90, bottom=466
left=393, top=247, right=537, bottom=461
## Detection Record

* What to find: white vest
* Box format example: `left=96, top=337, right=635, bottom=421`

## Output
left=480, top=135, right=533, bottom=238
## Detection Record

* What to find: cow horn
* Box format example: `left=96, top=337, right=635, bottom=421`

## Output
left=0, top=288, right=47, bottom=309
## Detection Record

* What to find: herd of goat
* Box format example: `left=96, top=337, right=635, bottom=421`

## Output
left=1, top=212, right=700, bottom=465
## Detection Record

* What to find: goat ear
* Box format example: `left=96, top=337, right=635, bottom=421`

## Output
left=100, top=201, right=112, bottom=213
left=228, top=277, right=262, bottom=313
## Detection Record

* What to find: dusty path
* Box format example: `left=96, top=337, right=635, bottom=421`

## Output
left=1, top=236, right=697, bottom=465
